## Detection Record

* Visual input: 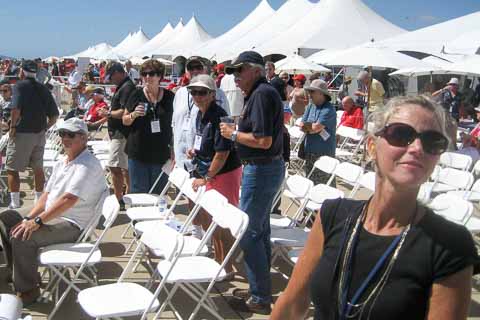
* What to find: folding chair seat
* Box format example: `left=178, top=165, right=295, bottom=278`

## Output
left=439, top=151, right=472, bottom=171
left=123, top=162, right=178, bottom=207
left=271, top=227, right=310, bottom=248
left=280, top=174, right=314, bottom=212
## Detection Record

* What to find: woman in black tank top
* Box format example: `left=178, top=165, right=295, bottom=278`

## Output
left=271, top=96, right=480, bottom=320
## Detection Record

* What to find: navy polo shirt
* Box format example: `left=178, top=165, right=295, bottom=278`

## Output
left=195, top=102, right=241, bottom=175
left=237, top=78, right=284, bottom=160
left=269, top=75, right=286, bottom=101
left=302, top=101, right=336, bottom=156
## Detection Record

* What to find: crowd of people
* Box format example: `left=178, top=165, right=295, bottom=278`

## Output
left=0, top=49, right=479, bottom=319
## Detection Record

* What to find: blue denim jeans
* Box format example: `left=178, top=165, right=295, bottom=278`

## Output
left=128, top=159, right=169, bottom=194
left=239, top=158, right=285, bottom=304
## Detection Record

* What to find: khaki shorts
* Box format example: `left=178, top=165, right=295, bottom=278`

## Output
left=6, top=131, right=46, bottom=171
left=106, top=137, right=128, bottom=170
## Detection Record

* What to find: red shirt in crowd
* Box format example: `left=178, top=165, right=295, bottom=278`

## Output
left=85, top=101, right=107, bottom=123
left=339, top=106, right=364, bottom=129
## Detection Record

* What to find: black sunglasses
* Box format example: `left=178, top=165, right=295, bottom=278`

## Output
left=375, top=122, right=448, bottom=155
left=58, top=130, right=78, bottom=138
left=187, top=64, right=204, bottom=72
left=189, top=89, right=209, bottom=97
left=141, top=71, right=161, bottom=77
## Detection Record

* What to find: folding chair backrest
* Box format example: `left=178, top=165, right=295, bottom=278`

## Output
left=78, top=187, right=110, bottom=242
left=472, top=159, right=480, bottom=175
left=437, top=167, right=474, bottom=190
left=288, top=125, right=305, bottom=140
left=213, top=203, right=249, bottom=239
left=429, top=193, right=473, bottom=224
left=430, top=165, right=441, bottom=181
left=471, top=179, right=480, bottom=193
left=199, top=190, right=228, bottom=219
left=168, top=167, right=190, bottom=189
left=359, top=171, right=376, bottom=192
left=0, top=134, right=9, bottom=152
left=181, top=178, right=206, bottom=204
left=439, top=152, right=472, bottom=171
left=308, top=184, right=344, bottom=204
left=312, top=156, right=340, bottom=177
left=337, top=126, right=365, bottom=141
left=285, top=175, right=314, bottom=198
left=101, top=195, right=121, bottom=229
left=333, top=162, right=363, bottom=187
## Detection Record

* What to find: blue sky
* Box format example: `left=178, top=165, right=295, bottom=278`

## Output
left=1, top=0, right=479, bottom=58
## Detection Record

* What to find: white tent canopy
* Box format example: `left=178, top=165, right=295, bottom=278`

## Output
left=275, top=54, right=330, bottom=75
left=324, top=45, right=431, bottom=69
left=150, top=15, right=213, bottom=57
left=72, top=43, right=126, bottom=60
left=255, top=0, right=405, bottom=57
left=377, top=11, right=480, bottom=56
left=132, top=21, right=178, bottom=57
left=114, top=28, right=149, bottom=57
left=113, top=32, right=133, bottom=55
left=217, top=0, right=314, bottom=62
left=448, top=55, right=480, bottom=76
left=195, top=0, right=275, bottom=60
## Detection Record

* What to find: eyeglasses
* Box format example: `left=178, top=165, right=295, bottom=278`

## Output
left=189, top=89, right=209, bottom=97
left=375, top=122, right=448, bottom=155
left=187, top=64, right=204, bottom=72
left=58, top=130, right=78, bottom=139
left=141, top=71, right=161, bottom=77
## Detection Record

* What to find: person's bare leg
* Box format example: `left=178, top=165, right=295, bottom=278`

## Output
left=109, top=167, right=124, bottom=201
left=7, top=170, right=20, bottom=193
left=32, top=168, right=45, bottom=192
left=123, top=169, right=130, bottom=195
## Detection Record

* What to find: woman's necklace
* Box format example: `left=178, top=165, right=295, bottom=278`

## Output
left=337, top=200, right=417, bottom=320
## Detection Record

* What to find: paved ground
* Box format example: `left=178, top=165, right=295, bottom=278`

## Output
left=1, top=169, right=480, bottom=319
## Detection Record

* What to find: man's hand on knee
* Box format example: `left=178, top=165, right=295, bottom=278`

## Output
left=11, top=219, right=40, bottom=241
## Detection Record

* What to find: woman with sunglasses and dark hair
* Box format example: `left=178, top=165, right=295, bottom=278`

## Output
left=271, top=95, right=480, bottom=320
left=187, top=74, right=241, bottom=278
left=122, top=59, right=174, bottom=193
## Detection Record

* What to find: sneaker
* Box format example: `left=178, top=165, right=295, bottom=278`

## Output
left=8, top=202, right=20, bottom=210
left=16, top=287, right=40, bottom=307
left=228, top=296, right=272, bottom=315
left=232, top=288, right=250, bottom=300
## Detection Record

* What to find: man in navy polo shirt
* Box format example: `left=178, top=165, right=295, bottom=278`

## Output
left=221, top=51, right=284, bottom=314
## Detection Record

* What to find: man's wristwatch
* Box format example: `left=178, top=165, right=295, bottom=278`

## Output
left=204, top=175, right=213, bottom=182
left=231, top=130, right=238, bottom=142
left=34, top=217, right=44, bottom=226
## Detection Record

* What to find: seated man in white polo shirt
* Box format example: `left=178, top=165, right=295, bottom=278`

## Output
left=0, top=118, right=107, bottom=305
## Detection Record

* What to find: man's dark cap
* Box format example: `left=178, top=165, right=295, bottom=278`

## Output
left=105, top=62, right=125, bottom=81
left=22, top=60, right=38, bottom=73
left=225, top=51, right=264, bottom=75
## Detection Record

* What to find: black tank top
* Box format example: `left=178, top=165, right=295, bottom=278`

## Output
left=310, top=199, right=480, bottom=320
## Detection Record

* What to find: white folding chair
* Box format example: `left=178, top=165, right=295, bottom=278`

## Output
left=280, top=174, right=314, bottom=217
left=335, top=125, right=365, bottom=163
left=332, top=161, right=364, bottom=198
left=357, top=171, right=376, bottom=193
left=152, top=190, right=249, bottom=320
left=439, top=152, right=472, bottom=171
left=288, top=125, right=306, bottom=173
left=78, top=227, right=185, bottom=320
left=121, top=167, right=189, bottom=239
left=38, top=194, right=120, bottom=319
left=420, top=167, right=474, bottom=202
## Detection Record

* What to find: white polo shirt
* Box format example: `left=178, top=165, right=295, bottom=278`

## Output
left=45, top=148, right=107, bottom=229
left=172, top=86, right=230, bottom=169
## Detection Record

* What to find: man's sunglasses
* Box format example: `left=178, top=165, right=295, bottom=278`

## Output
left=58, top=130, right=79, bottom=138
left=141, top=71, right=161, bottom=77
left=375, top=122, right=448, bottom=155
left=189, top=89, right=209, bottom=97
left=187, top=64, right=204, bottom=72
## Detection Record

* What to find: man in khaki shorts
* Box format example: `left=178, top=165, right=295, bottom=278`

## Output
left=103, top=62, right=136, bottom=210
left=7, top=60, right=59, bottom=209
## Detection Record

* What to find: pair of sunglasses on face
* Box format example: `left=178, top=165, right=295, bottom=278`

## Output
left=375, top=122, right=449, bottom=155
left=141, top=71, right=161, bottom=77
left=188, top=89, right=209, bottom=97
left=58, top=130, right=80, bottom=138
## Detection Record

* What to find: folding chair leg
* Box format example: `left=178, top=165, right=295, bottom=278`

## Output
left=152, top=283, right=180, bottom=320
left=121, top=223, right=132, bottom=239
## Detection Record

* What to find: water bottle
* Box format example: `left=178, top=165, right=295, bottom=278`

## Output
left=158, top=196, right=167, bottom=217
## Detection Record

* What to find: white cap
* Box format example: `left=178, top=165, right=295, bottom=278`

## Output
left=447, top=77, right=459, bottom=85
left=187, top=74, right=216, bottom=91
left=57, top=118, right=88, bottom=134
